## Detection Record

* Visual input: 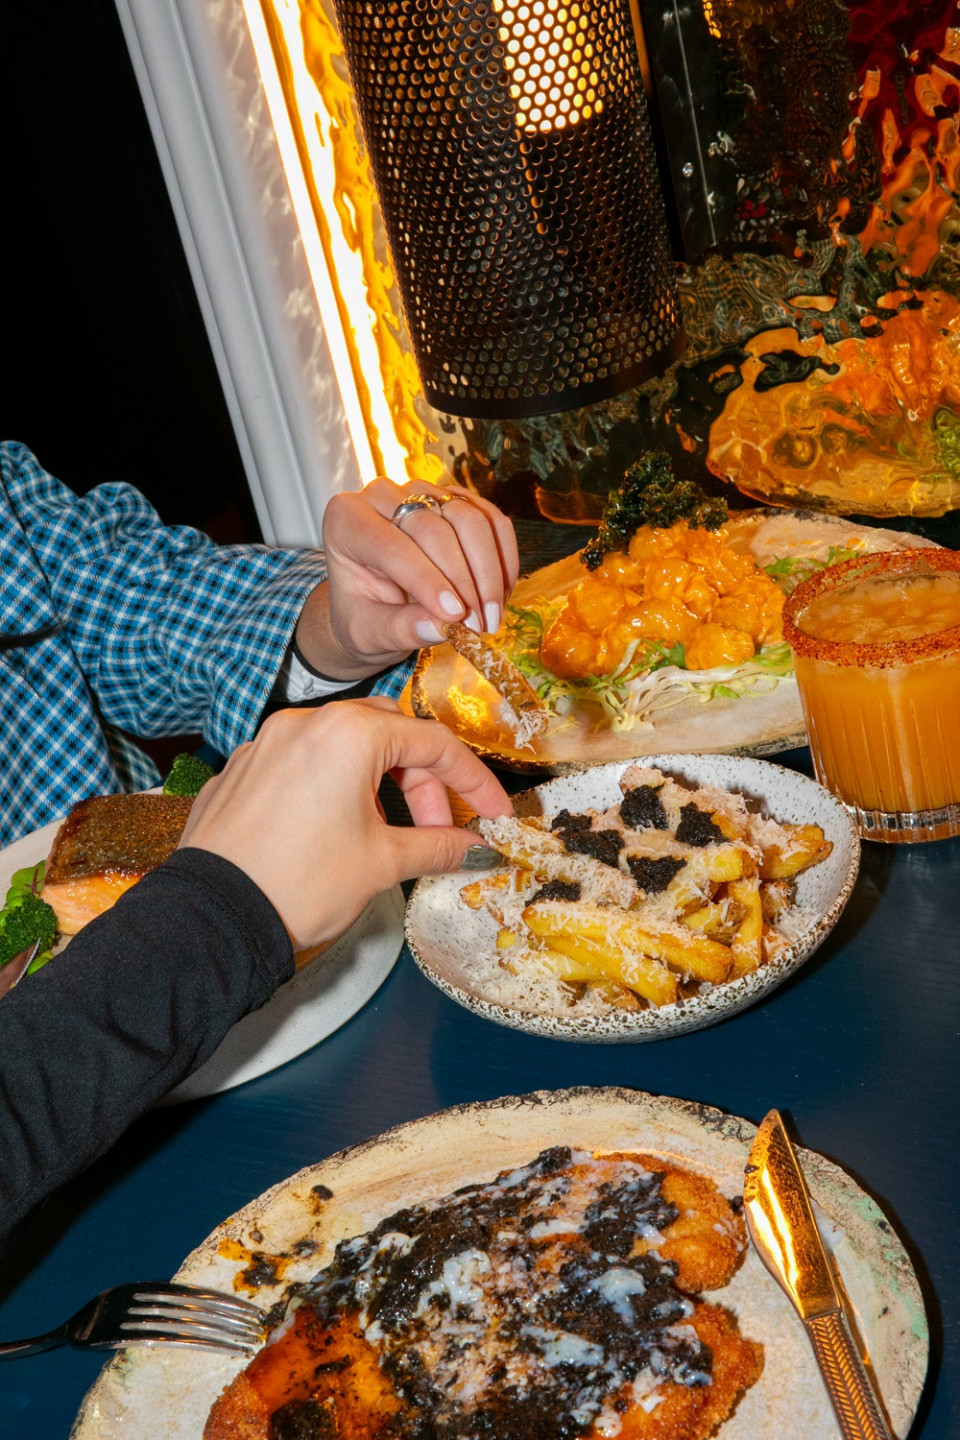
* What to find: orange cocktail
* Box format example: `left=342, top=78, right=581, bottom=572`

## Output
left=783, top=548, right=960, bottom=842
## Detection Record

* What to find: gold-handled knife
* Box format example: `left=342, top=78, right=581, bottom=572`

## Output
left=743, top=1109, right=895, bottom=1440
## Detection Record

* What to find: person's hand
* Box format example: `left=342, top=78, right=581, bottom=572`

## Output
left=177, top=698, right=511, bottom=950
left=294, top=478, right=520, bottom=681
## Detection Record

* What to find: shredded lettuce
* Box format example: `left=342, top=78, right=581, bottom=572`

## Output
left=502, top=603, right=794, bottom=733
left=764, top=545, right=861, bottom=594
left=611, top=642, right=794, bottom=732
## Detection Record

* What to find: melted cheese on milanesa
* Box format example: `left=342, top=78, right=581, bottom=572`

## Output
left=204, top=1149, right=763, bottom=1440
left=205, top=1302, right=760, bottom=1440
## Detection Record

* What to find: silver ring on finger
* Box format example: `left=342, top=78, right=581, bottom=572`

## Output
left=391, top=494, right=446, bottom=527
left=434, top=491, right=472, bottom=513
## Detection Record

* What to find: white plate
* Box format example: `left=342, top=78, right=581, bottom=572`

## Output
left=73, top=1088, right=927, bottom=1440
left=0, top=819, right=403, bottom=1101
left=405, top=754, right=859, bottom=1041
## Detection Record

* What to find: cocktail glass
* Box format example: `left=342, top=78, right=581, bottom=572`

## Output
left=782, top=548, right=960, bottom=842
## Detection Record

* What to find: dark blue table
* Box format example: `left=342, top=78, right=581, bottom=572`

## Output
left=1, top=748, right=958, bottom=1438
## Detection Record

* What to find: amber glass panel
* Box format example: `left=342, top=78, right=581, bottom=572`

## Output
left=458, top=1, right=960, bottom=520
left=259, top=0, right=960, bottom=521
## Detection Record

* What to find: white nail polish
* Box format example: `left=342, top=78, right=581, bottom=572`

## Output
left=465, top=611, right=481, bottom=633
left=484, top=602, right=501, bottom=634
left=439, top=591, right=464, bottom=616
left=416, top=620, right=445, bottom=644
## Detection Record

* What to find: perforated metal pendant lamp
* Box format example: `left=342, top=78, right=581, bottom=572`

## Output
left=332, top=0, right=684, bottom=419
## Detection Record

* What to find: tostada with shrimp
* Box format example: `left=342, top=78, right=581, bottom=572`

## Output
left=412, top=454, right=938, bottom=771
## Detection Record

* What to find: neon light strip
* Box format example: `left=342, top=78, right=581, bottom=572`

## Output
left=239, top=0, right=403, bottom=482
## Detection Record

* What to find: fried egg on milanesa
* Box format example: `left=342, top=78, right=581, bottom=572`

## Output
left=204, top=1147, right=763, bottom=1440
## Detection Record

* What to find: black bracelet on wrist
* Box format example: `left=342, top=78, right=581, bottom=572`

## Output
left=291, top=637, right=349, bottom=683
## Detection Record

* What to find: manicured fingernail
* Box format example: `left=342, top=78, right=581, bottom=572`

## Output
left=461, top=845, right=503, bottom=871
left=439, top=591, right=464, bottom=616
left=465, top=610, right=482, bottom=633
left=416, top=619, right=445, bottom=644
left=484, top=602, right=501, bottom=634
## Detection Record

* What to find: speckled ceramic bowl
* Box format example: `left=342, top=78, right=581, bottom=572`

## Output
left=405, top=755, right=860, bottom=1042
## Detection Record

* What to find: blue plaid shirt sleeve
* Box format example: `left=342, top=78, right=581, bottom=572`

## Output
left=1, top=443, right=413, bottom=845
left=11, top=448, right=328, bottom=752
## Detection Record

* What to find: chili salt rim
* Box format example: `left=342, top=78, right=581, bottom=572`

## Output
left=782, top=547, right=960, bottom=669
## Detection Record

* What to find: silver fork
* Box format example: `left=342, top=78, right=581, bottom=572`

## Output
left=0, top=1282, right=267, bottom=1358
left=0, top=941, right=41, bottom=1001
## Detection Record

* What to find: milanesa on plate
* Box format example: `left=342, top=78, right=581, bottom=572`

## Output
left=204, top=1145, right=762, bottom=1440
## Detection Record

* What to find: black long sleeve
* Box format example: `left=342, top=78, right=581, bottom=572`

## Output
left=0, top=848, right=294, bottom=1241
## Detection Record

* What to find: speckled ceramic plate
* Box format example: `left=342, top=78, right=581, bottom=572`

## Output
left=73, top=1088, right=927, bottom=1440
left=412, top=512, right=936, bottom=773
left=405, top=755, right=859, bottom=1041
left=0, top=819, right=403, bottom=1100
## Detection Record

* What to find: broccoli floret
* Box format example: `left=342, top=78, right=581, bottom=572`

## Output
left=582, top=452, right=728, bottom=570
left=163, top=752, right=215, bottom=798
left=0, top=891, right=59, bottom=968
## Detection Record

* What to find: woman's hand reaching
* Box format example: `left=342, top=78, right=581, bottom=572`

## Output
left=177, top=699, right=511, bottom=950
left=294, top=478, right=519, bottom=682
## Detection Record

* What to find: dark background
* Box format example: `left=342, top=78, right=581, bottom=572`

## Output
left=4, top=0, right=959, bottom=566
left=0, top=0, right=260, bottom=544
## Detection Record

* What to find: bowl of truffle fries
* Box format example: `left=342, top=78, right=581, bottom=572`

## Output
left=405, top=754, right=860, bottom=1040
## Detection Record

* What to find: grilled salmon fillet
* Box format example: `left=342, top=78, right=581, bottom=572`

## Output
left=41, top=791, right=330, bottom=968
left=205, top=1147, right=762, bottom=1440
left=41, top=794, right=193, bottom=934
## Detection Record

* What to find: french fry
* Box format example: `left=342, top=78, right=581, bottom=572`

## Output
left=480, top=818, right=563, bottom=873
left=460, top=873, right=512, bottom=911
left=681, top=897, right=746, bottom=943
left=727, top=878, right=763, bottom=976
left=461, top=881, right=485, bottom=911
left=534, top=943, right=616, bottom=986
left=444, top=621, right=549, bottom=743
left=702, top=844, right=750, bottom=882
left=708, top=811, right=742, bottom=843
left=681, top=902, right=722, bottom=934
left=527, top=923, right=679, bottom=1007
left=523, top=901, right=729, bottom=989
left=760, top=878, right=793, bottom=922
left=761, top=922, right=791, bottom=963
left=660, top=842, right=747, bottom=910
left=592, top=981, right=644, bottom=1011
left=759, top=823, right=832, bottom=879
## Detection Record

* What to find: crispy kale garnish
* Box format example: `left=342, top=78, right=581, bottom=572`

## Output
left=0, top=865, right=58, bottom=969
left=582, top=452, right=727, bottom=571
left=163, top=752, right=215, bottom=798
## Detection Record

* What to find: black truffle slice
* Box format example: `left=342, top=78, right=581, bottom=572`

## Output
left=675, top=803, right=727, bottom=847
left=530, top=880, right=583, bottom=905
left=560, top=828, right=624, bottom=870
left=627, top=855, right=687, bottom=894
left=619, top=785, right=669, bottom=831
left=550, top=809, right=592, bottom=833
